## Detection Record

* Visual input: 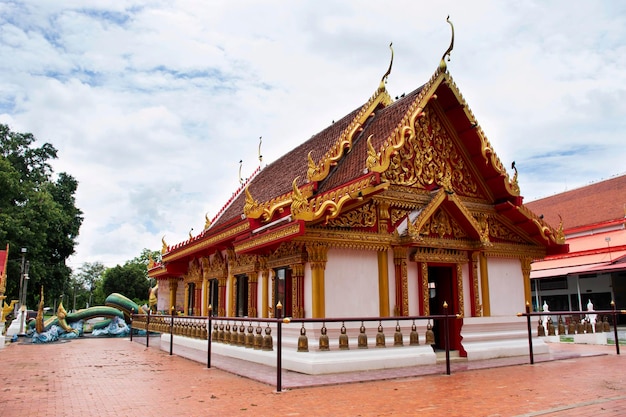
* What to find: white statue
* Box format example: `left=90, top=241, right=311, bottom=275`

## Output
left=586, top=299, right=596, bottom=332
left=541, top=301, right=550, bottom=333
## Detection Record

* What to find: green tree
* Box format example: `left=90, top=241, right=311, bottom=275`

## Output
left=0, top=124, right=83, bottom=306
left=74, top=262, right=106, bottom=307
left=101, top=249, right=158, bottom=304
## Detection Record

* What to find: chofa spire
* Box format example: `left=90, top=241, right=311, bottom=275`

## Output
left=439, top=16, right=455, bottom=72
left=379, top=42, right=394, bottom=91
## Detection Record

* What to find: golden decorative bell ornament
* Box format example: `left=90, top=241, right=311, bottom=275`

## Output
left=318, top=324, right=330, bottom=351
left=375, top=322, right=386, bottom=348
left=394, top=321, right=403, bottom=346
left=409, top=321, right=419, bottom=346
left=339, top=323, right=349, bottom=350
left=358, top=323, right=368, bottom=349
left=425, top=321, right=435, bottom=345
left=297, top=324, right=309, bottom=352
left=262, top=324, right=273, bottom=351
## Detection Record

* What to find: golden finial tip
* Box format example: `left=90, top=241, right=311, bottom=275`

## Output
left=439, top=16, right=455, bottom=72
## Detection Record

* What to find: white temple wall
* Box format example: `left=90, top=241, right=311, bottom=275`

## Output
left=325, top=248, right=379, bottom=317
left=157, top=279, right=169, bottom=312
left=487, top=257, right=525, bottom=316
left=156, top=278, right=185, bottom=313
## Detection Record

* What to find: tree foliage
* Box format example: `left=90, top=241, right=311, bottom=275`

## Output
left=72, top=262, right=106, bottom=308
left=101, top=249, right=159, bottom=304
left=0, top=124, right=83, bottom=306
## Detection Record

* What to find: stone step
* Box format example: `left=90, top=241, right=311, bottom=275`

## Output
left=435, top=350, right=466, bottom=363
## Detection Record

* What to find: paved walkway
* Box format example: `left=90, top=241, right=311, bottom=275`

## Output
left=0, top=337, right=624, bottom=416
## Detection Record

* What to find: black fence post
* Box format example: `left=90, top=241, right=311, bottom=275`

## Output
left=207, top=305, right=212, bottom=369
left=611, top=301, right=620, bottom=355
left=129, top=309, right=134, bottom=342
left=526, top=301, right=534, bottom=365
left=443, top=301, right=451, bottom=375
left=170, top=306, right=175, bottom=356
left=146, top=309, right=151, bottom=348
left=276, top=302, right=283, bottom=392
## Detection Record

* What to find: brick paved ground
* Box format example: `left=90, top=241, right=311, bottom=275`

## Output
left=0, top=337, right=624, bottom=417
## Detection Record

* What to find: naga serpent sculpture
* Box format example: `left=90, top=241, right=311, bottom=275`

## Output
left=29, top=292, right=140, bottom=334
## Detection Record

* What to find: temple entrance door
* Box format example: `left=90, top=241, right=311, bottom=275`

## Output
left=187, top=283, right=195, bottom=315
left=428, top=266, right=461, bottom=351
left=274, top=268, right=293, bottom=317
left=208, top=278, right=218, bottom=316
left=236, top=275, right=248, bottom=317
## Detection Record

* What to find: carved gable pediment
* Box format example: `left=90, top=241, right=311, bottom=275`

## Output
left=326, top=202, right=377, bottom=229
left=203, top=251, right=228, bottom=279
left=230, top=253, right=259, bottom=275
left=184, top=258, right=202, bottom=283
left=487, top=216, right=531, bottom=244
left=267, top=241, right=307, bottom=269
left=381, top=106, right=486, bottom=199
left=398, top=188, right=489, bottom=246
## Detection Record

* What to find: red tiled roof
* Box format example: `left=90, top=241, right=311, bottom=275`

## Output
left=162, top=69, right=565, bottom=258
left=525, top=174, right=626, bottom=232
left=320, top=86, right=424, bottom=192
left=212, top=106, right=363, bottom=228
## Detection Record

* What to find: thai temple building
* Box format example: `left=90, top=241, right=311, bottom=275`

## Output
left=148, top=24, right=568, bottom=366
left=527, top=174, right=626, bottom=321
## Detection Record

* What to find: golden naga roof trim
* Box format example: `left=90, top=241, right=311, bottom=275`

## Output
left=306, top=44, right=394, bottom=183
left=367, top=71, right=444, bottom=173
left=516, top=204, right=563, bottom=245
left=441, top=73, right=520, bottom=197
left=162, top=222, right=250, bottom=262
left=244, top=181, right=316, bottom=221
left=291, top=174, right=388, bottom=223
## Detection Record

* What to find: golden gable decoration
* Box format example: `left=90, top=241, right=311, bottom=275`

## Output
left=307, top=44, right=394, bottom=183
left=184, top=259, right=202, bottom=284
left=267, top=241, right=308, bottom=270
left=383, top=107, right=482, bottom=198
left=203, top=251, right=228, bottom=279
left=327, top=202, right=377, bottom=228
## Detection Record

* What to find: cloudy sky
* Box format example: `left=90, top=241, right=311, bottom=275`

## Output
left=1, top=1, right=625, bottom=269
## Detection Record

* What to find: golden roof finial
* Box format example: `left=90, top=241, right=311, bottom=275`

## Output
left=379, top=42, right=394, bottom=91
left=556, top=214, right=566, bottom=244
left=204, top=212, right=212, bottom=230
left=161, top=236, right=168, bottom=254
left=439, top=16, right=455, bottom=72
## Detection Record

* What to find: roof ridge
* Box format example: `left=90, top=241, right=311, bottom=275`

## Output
left=209, top=165, right=262, bottom=228
left=306, top=83, right=393, bottom=183
left=528, top=172, right=626, bottom=203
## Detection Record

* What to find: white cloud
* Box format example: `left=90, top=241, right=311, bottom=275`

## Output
left=1, top=0, right=625, bottom=268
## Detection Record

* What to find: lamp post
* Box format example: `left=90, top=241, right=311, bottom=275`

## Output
left=17, top=248, right=27, bottom=311
left=18, top=258, right=29, bottom=335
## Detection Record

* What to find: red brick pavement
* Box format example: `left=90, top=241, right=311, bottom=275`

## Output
left=0, top=337, right=624, bottom=417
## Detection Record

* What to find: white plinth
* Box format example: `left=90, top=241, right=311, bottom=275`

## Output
left=160, top=333, right=437, bottom=375
left=573, top=332, right=607, bottom=345
left=461, top=316, right=549, bottom=361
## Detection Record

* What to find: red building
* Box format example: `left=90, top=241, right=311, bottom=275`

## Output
left=527, top=174, right=626, bottom=317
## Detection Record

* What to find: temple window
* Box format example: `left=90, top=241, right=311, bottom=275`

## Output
left=235, top=274, right=248, bottom=317
left=274, top=267, right=293, bottom=317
